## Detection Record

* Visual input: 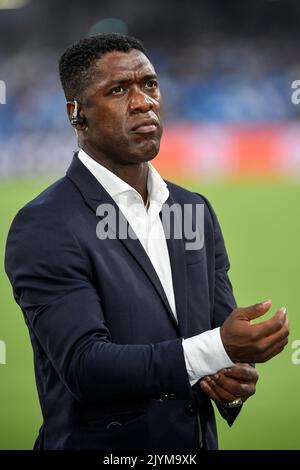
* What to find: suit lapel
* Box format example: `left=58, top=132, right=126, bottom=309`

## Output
left=66, top=154, right=179, bottom=332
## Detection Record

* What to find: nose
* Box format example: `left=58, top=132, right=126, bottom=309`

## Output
left=128, top=87, right=153, bottom=113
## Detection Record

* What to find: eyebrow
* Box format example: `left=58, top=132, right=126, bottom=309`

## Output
left=105, top=73, right=158, bottom=88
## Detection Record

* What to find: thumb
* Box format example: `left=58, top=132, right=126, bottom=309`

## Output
left=236, top=299, right=272, bottom=321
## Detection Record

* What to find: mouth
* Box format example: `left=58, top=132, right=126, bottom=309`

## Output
left=130, top=119, right=159, bottom=134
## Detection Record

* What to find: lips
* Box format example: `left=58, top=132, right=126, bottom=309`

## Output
left=130, top=118, right=159, bottom=133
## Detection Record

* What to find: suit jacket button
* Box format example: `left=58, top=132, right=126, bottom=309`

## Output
left=185, top=402, right=196, bottom=416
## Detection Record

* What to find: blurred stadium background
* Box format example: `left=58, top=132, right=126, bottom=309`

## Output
left=0, top=0, right=299, bottom=450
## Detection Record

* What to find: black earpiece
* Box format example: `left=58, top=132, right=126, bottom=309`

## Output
left=71, top=100, right=85, bottom=126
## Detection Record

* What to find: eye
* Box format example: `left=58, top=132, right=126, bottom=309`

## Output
left=145, top=80, right=158, bottom=90
left=110, top=86, right=126, bottom=95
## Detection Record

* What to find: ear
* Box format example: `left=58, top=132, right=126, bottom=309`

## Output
left=66, top=101, right=75, bottom=122
left=66, top=101, right=87, bottom=129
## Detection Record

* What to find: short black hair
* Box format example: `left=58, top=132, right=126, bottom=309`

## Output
left=59, top=33, right=149, bottom=101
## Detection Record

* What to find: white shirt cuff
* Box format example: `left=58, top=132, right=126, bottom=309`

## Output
left=182, top=327, right=234, bottom=386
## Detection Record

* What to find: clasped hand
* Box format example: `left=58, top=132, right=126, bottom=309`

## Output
left=200, top=363, right=258, bottom=405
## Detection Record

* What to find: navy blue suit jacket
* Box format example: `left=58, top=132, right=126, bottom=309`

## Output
left=5, top=154, right=240, bottom=450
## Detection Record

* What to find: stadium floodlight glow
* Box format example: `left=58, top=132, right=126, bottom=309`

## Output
left=0, top=0, right=30, bottom=9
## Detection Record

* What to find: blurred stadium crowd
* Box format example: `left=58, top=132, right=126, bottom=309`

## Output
left=0, top=0, right=300, bottom=176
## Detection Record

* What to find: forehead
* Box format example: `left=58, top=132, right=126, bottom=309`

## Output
left=89, top=49, right=156, bottom=86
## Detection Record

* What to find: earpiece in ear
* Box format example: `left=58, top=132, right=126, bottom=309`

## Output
left=71, top=100, right=79, bottom=125
left=71, top=100, right=78, bottom=124
left=71, top=100, right=85, bottom=126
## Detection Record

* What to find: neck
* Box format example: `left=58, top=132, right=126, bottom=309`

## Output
left=81, top=147, right=149, bottom=205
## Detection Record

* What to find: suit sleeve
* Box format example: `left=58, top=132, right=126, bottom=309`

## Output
left=5, top=205, right=192, bottom=403
left=203, top=198, right=237, bottom=326
left=200, top=195, right=242, bottom=426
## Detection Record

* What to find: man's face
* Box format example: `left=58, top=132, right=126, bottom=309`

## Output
left=80, top=49, right=163, bottom=165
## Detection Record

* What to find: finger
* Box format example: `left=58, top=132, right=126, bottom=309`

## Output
left=203, top=377, right=237, bottom=402
left=200, top=380, right=223, bottom=404
left=212, top=374, right=256, bottom=398
left=262, top=314, right=289, bottom=345
left=214, top=362, right=251, bottom=376
left=222, top=365, right=259, bottom=383
left=237, top=299, right=272, bottom=321
left=251, top=307, right=287, bottom=339
left=256, top=315, right=289, bottom=357
left=257, top=335, right=289, bottom=363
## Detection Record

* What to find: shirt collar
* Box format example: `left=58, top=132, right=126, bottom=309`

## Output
left=78, top=148, right=169, bottom=206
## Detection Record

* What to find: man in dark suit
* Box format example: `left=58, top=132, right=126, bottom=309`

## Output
left=5, top=33, right=289, bottom=451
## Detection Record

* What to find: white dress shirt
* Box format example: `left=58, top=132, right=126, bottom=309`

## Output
left=78, top=149, right=234, bottom=386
